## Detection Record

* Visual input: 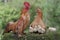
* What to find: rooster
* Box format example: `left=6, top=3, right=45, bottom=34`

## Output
left=29, top=8, right=46, bottom=34
left=3, top=2, right=30, bottom=37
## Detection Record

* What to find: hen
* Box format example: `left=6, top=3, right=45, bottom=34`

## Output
left=3, top=2, right=30, bottom=37
left=29, top=8, right=46, bottom=33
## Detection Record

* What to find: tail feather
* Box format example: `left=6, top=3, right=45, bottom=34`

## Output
left=2, top=22, right=12, bottom=35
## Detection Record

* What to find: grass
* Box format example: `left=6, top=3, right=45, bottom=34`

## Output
left=1, top=30, right=60, bottom=40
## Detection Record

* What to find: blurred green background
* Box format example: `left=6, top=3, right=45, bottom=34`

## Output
left=0, top=0, right=60, bottom=40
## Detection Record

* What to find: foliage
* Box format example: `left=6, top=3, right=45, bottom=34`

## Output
left=0, top=5, right=20, bottom=29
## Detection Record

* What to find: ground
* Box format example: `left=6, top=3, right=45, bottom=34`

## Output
left=1, top=31, right=60, bottom=40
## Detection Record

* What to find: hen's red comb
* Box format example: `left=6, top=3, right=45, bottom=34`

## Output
left=24, top=2, right=30, bottom=7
